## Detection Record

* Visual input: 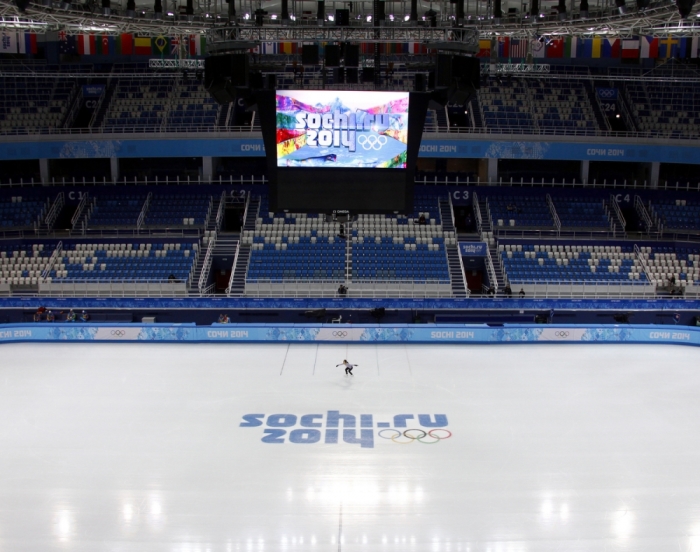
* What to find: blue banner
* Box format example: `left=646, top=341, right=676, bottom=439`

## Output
left=0, top=323, right=698, bottom=346
left=82, top=84, right=105, bottom=98
left=459, top=242, right=488, bottom=257
left=596, top=88, right=618, bottom=100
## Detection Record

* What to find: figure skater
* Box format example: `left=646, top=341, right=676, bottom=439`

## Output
left=336, top=359, right=357, bottom=376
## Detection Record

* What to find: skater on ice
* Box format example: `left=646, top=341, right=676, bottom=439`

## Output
left=337, top=359, right=357, bottom=376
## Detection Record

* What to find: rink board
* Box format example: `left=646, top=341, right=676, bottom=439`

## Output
left=0, top=322, right=699, bottom=347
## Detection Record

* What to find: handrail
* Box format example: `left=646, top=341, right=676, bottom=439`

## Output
left=443, top=106, right=450, bottom=132
left=472, top=191, right=483, bottom=235
left=44, top=192, right=64, bottom=232
left=447, top=193, right=456, bottom=230
left=241, top=190, right=251, bottom=229
left=40, top=241, right=62, bottom=281
left=546, top=194, right=562, bottom=235
left=484, top=245, right=499, bottom=294
left=225, top=239, right=242, bottom=296
left=198, top=231, right=217, bottom=293
left=71, top=192, right=90, bottom=231
left=136, top=192, right=152, bottom=231
left=634, top=243, right=653, bottom=283
left=634, top=194, right=654, bottom=234
left=609, top=194, right=626, bottom=230
left=215, top=190, right=226, bottom=231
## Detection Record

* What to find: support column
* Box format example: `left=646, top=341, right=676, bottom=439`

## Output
left=487, top=157, right=498, bottom=183
left=110, top=157, right=119, bottom=183
left=649, top=161, right=659, bottom=189
left=39, top=158, right=50, bottom=184
left=581, top=160, right=589, bottom=184
left=202, top=156, right=214, bottom=181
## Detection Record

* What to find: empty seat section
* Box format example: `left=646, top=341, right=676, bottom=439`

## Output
left=0, top=242, right=52, bottom=285
left=638, top=245, right=700, bottom=286
left=0, top=195, right=48, bottom=229
left=488, top=195, right=553, bottom=228
left=145, top=194, right=212, bottom=227
left=553, top=197, right=611, bottom=229
left=648, top=199, right=700, bottom=233
left=87, top=195, right=147, bottom=228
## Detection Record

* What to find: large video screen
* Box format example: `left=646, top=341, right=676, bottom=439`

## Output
left=275, top=91, right=409, bottom=169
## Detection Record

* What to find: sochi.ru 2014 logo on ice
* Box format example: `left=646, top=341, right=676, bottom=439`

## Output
left=239, top=411, right=450, bottom=449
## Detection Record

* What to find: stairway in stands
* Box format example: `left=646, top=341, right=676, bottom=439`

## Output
left=227, top=195, right=260, bottom=296
left=435, top=107, right=449, bottom=132
left=476, top=195, right=506, bottom=290
left=206, top=193, right=224, bottom=233
left=438, top=197, right=468, bottom=297
left=188, top=234, right=213, bottom=293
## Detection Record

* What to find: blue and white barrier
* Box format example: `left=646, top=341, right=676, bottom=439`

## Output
left=0, top=323, right=698, bottom=346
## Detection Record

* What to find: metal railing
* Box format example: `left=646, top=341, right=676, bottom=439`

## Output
left=609, top=194, right=626, bottom=231
left=634, top=244, right=653, bottom=282
left=507, top=279, right=657, bottom=299
left=473, top=192, right=483, bottom=235
left=484, top=246, right=499, bottom=294
left=198, top=231, right=216, bottom=294
left=136, top=192, right=152, bottom=232
left=215, top=190, right=226, bottom=231
left=225, top=239, right=242, bottom=296
left=634, top=194, right=655, bottom=234
left=243, top=279, right=453, bottom=298
left=71, top=193, right=90, bottom=233
left=40, top=241, right=62, bottom=281
left=43, top=192, right=64, bottom=232
left=36, top=279, right=189, bottom=298
left=546, top=194, right=562, bottom=235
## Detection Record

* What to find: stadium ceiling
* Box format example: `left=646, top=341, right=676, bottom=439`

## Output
left=0, top=0, right=698, bottom=39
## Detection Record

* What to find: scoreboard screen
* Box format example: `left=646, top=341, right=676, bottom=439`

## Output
left=275, top=90, right=409, bottom=169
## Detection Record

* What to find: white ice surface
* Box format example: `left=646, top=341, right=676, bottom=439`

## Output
left=1, top=342, right=700, bottom=551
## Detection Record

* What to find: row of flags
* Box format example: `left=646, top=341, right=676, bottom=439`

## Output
left=0, top=31, right=205, bottom=56
left=479, top=36, right=700, bottom=59
left=253, top=42, right=428, bottom=55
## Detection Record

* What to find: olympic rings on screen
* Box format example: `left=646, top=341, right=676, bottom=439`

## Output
left=554, top=331, right=570, bottom=337
left=111, top=330, right=126, bottom=337
left=377, top=428, right=452, bottom=444
left=332, top=331, right=348, bottom=337
left=357, top=134, right=387, bottom=151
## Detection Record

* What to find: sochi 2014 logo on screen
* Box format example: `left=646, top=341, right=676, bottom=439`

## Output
left=276, top=91, right=409, bottom=169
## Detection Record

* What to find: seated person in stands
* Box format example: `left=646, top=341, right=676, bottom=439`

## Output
left=416, top=214, right=427, bottom=225
left=80, top=310, right=90, bottom=322
left=506, top=203, right=517, bottom=212
left=503, top=284, right=512, bottom=297
left=337, top=284, right=348, bottom=297
left=46, top=310, right=55, bottom=322
left=33, top=310, right=42, bottom=322
left=218, top=313, right=230, bottom=324
left=168, top=273, right=177, bottom=282
left=66, top=309, right=77, bottom=322
left=338, top=225, right=346, bottom=240
left=519, top=288, right=525, bottom=298
left=487, top=286, right=495, bottom=296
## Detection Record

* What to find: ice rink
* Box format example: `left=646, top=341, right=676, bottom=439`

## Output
left=1, top=341, right=700, bottom=551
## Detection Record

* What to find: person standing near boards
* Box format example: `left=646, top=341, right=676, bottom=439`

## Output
left=337, top=359, right=357, bottom=376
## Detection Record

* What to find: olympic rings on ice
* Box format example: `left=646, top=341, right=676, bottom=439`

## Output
left=357, top=134, right=387, bottom=151
left=377, top=428, right=452, bottom=444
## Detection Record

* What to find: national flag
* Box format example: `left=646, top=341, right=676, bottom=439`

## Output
left=658, top=36, right=678, bottom=58
left=261, top=42, right=277, bottom=54
left=531, top=38, right=545, bottom=58
left=640, top=36, right=658, bottom=58
left=577, top=38, right=593, bottom=58
left=118, top=33, right=133, bottom=55
left=76, top=34, right=96, bottom=55
left=476, top=39, right=491, bottom=58
left=602, top=38, right=621, bottom=58
left=170, top=36, right=181, bottom=56
left=692, top=37, right=699, bottom=58
left=0, top=31, right=17, bottom=53
left=134, top=36, right=152, bottom=55
left=672, top=37, right=690, bottom=58
left=154, top=35, right=167, bottom=55
left=510, top=38, right=528, bottom=58
left=188, top=34, right=205, bottom=56
left=498, top=36, right=510, bottom=58
left=591, top=37, right=602, bottom=58
left=564, top=36, right=577, bottom=58
left=546, top=37, right=564, bottom=58
left=58, top=33, right=76, bottom=54
left=96, top=35, right=114, bottom=55
left=621, top=38, right=640, bottom=59
left=18, top=33, right=38, bottom=54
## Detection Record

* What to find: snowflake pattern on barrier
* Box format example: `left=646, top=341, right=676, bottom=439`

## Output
left=581, top=327, right=633, bottom=342
left=48, top=326, right=98, bottom=341
left=59, top=140, right=123, bottom=159
left=490, top=327, right=544, bottom=342
left=138, top=326, right=192, bottom=341
left=484, top=141, right=550, bottom=160
left=266, top=327, right=320, bottom=341
left=361, top=327, right=414, bottom=342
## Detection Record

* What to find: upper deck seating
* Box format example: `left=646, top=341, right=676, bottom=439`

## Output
left=648, top=199, right=700, bottom=233
left=489, top=195, right=554, bottom=228
left=628, top=82, right=700, bottom=138
left=553, top=197, right=611, bottom=230
left=0, top=195, right=47, bottom=229
left=144, top=194, right=212, bottom=227
left=87, top=194, right=147, bottom=228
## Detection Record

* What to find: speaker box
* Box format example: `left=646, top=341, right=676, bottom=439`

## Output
left=362, top=66, right=375, bottom=83
left=325, top=44, right=340, bottom=67
left=344, top=44, right=359, bottom=66
left=265, top=73, right=277, bottom=90
left=452, top=55, right=481, bottom=90
left=346, top=67, right=358, bottom=83
left=248, top=71, right=263, bottom=89
left=204, top=54, right=249, bottom=104
left=332, top=67, right=344, bottom=84
left=335, top=8, right=349, bottom=25
left=435, top=53, right=452, bottom=88
left=414, top=73, right=425, bottom=91
left=302, top=44, right=319, bottom=65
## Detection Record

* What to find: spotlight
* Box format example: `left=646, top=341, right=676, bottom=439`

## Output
left=676, top=0, right=694, bottom=17
left=615, top=0, right=626, bottom=13
left=328, top=13, right=334, bottom=20
left=404, top=14, right=410, bottom=20
left=366, top=14, right=372, bottom=21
